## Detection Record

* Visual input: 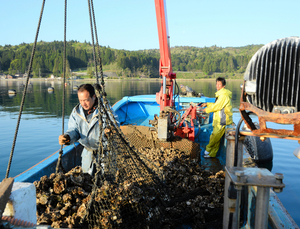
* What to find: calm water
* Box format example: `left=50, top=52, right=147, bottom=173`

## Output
left=0, top=79, right=299, bottom=226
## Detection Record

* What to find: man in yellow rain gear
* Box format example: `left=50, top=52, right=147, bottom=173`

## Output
left=201, top=77, right=233, bottom=158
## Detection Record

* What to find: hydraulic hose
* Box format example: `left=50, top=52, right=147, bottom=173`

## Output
left=234, top=118, right=244, bottom=167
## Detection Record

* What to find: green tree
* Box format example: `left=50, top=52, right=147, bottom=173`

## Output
left=87, top=67, right=94, bottom=78
left=53, top=58, right=60, bottom=76
left=9, top=59, right=22, bottom=72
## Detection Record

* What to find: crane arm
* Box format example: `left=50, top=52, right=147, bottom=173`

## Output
left=154, top=0, right=176, bottom=110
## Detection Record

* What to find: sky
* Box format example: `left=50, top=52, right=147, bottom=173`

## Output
left=1, top=0, right=300, bottom=51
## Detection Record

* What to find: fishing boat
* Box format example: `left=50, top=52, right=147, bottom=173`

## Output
left=1, top=1, right=300, bottom=229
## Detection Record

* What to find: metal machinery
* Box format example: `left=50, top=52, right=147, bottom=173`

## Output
left=224, top=37, right=300, bottom=229
left=240, top=36, right=300, bottom=138
left=153, top=0, right=207, bottom=142
left=153, top=1, right=298, bottom=227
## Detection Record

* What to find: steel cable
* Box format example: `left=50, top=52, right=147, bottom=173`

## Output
left=82, top=2, right=168, bottom=226
left=90, top=0, right=105, bottom=92
left=82, top=1, right=107, bottom=221
left=55, top=0, right=67, bottom=174
left=87, top=0, right=99, bottom=84
left=5, top=0, right=46, bottom=179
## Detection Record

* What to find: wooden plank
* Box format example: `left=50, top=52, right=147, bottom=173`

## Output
left=0, top=178, right=14, bottom=217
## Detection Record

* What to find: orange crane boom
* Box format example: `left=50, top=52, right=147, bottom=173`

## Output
left=154, top=0, right=176, bottom=111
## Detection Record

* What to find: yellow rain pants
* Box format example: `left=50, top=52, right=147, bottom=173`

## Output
left=206, top=125, right=226, bottom=157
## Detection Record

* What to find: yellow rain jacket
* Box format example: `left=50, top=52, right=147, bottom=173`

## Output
left=205, top=87, right=233, bottom=157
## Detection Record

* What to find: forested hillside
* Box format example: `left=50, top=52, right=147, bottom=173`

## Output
left=0, top=41, right=262, bottom=78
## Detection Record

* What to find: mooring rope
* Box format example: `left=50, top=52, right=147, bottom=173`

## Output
left=5, top=0, right=46, bottom=179
left=55, top=0, right=67, bottom=174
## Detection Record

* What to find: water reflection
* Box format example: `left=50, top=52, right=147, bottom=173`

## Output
left=1, top=79, right=300, bottom=226
left=8, top=94, right=16, bottom=98
left=0, top=79, right=244, bottom=116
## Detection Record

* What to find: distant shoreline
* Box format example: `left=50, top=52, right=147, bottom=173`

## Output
left=1, top=77, right=243, bottom=82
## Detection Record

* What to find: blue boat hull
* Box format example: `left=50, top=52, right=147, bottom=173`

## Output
left=11, top=94, right=298, bottom=229
left=113, top=94, right=215, bottom=126
left=15, top=143, right=83, bottom=183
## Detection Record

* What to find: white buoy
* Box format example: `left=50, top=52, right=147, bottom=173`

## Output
left=8, top=89, right=16, bottom=95
left=47, top=87, right=54, bottom=92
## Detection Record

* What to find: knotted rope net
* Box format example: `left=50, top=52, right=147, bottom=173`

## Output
left=80, top=84, right=167, bottom=228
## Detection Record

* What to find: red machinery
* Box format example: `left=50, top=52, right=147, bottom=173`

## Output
left=154, top=0, right=201, bottom=142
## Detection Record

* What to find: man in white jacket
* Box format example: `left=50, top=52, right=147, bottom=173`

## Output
left=58, top=84, right=117, bottom=175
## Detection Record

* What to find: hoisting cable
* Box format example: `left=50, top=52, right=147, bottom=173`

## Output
left=82, top=4, right=169, bottom=219
left=87, top=0, right=166, bottom=212
left=88, top=0, right=112, bottom=147
left=88, top=0, right=110, bottom=182
left=87, top=0, right=99, bottom=85
left=5, top=0, right=46, bottom=179
left=87, top=0, right=105, bottom=170
left=81, top=3, right=107, bottom=221
left=89, top=0, right=107, bottom=172
left=55, top=0, right=67, bottom=174
left=90, top=0, right=105, bottom=94
left=88, top=0, right=114, bottom=139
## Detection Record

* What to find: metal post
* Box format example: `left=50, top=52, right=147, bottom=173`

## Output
left=234, top=187, right=242, bottom=229
left=163, top=76, right=166, bottom=94
left=237, top=136, right=244, bottom=167
left=255, top=186, right=270, bottom=229
left=223, top=132, right=245, bottom=229
left=232, top=170, right=244, bottom=229
left=232, top=136, right=245, bottom=228
left=223, top=133, right=235, bottom=229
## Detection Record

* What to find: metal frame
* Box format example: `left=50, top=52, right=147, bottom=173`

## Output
left=223, top=130, right=286, bottom=229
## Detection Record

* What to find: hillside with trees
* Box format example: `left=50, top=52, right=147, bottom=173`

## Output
left=0, top=41, right=262, bottom=79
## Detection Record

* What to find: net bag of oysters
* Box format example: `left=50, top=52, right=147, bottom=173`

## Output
left=34, top=85, right=225, bottom=229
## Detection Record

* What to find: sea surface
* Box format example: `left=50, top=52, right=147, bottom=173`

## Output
left=0, top=78, right=299, bottom=226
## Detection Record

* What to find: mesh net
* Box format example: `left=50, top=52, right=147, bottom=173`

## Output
left=80, top=87, right=167, bottom=228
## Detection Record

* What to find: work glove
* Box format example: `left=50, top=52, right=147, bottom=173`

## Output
left=59, top=134, right=70, bottom=145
